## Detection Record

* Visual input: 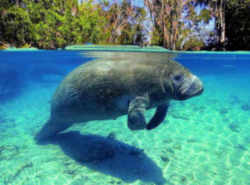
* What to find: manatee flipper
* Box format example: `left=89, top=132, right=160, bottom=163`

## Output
left=127, top=95, right=149, bottom=130
left=146, top=103, right=169, bottom=130
left=35, top=119, right=73, bottom=142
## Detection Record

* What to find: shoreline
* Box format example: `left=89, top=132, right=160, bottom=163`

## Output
left=1, top=44, right=250, bottom=54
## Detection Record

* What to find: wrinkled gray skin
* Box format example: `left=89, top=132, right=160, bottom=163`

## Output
left=35, top=52, right=203, bottom=142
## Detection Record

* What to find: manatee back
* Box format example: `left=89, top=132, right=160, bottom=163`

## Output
left=49, top=57, right=175, bottom=121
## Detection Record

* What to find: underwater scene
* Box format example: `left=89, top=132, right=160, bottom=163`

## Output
left=0, top=51, right=249, bottom=185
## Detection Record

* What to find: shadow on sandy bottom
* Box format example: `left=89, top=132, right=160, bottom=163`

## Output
left=42, top=131, right=166, bottom=185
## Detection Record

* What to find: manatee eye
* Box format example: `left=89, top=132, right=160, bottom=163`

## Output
left=174, top=74, right=183, bottom=81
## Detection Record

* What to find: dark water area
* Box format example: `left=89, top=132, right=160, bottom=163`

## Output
left=0, top=50, right=249, bottom=185
left=0, top=51, right=92, bottom=102
left=176, top=53, right=250, bottom=76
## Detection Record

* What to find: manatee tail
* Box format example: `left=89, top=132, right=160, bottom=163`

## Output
left=35, top=119, right=72, bottom=143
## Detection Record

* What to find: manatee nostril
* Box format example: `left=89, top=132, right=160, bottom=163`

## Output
left=189, top=82, right=196, bottom=92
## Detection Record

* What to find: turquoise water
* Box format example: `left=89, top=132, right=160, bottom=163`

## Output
left=0, top=51, right=249, bottom=185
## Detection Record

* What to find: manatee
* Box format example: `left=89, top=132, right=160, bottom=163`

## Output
left=35, top=52, right=203, bottom=142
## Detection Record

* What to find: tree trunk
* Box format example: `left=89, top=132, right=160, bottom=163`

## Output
left=16, top=0, right=20, bottom=7
left=219, top=0, right=226, bottom=45
left=215, top=0, right=226, bottom=47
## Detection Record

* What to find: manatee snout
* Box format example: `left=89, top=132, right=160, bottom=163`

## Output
left=174, top=75, right=203, bottom=100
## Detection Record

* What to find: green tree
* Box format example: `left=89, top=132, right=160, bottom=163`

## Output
left=0, top=0, right=111, bottom=48
left=0, top=0, right=33, bottom=47
left=77, top=0, right=108, bottom=44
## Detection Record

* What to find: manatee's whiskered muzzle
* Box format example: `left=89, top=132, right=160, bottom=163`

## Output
left=184, top=75, right=203, bottom=96
left=176, top=75, right=203, bottom=100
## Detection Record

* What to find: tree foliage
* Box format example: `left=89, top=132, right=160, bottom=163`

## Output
left=0, top=0, right=249, bottom=50
left=0, top=0, right=146, bottom=49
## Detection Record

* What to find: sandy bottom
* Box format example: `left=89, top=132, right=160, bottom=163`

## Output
left=0, top=75, right=249, bottom=185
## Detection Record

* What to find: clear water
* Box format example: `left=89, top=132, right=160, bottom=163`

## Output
left=0, top=51, right=249, bottom=185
